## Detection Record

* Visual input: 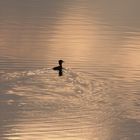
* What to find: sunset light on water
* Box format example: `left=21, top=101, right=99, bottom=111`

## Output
left=0, top=0, right=140, bottom=140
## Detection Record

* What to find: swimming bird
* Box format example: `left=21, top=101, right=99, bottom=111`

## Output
left=53, top=60, right=64, bottom=76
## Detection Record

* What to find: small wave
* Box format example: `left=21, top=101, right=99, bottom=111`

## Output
left=0, top=68, right=112, bottom=110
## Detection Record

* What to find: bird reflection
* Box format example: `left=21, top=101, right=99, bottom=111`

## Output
left=53, top=60, right=64, bottom=76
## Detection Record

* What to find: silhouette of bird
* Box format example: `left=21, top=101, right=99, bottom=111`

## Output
left=53, top=60, right=64, bottom=76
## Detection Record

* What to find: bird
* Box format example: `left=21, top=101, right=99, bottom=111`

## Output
left=53, top=60, right=64, bottom=76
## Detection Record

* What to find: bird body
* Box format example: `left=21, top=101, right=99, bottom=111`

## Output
left=53, top=65, right=62, bottom=71
left=53, top=60, right=64, bottom=76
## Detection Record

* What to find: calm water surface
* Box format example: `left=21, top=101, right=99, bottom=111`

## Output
left=0, top=0, right=140, bottom=140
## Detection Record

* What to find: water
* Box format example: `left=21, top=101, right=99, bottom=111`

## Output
left=0, top=0, right=140, bottom=140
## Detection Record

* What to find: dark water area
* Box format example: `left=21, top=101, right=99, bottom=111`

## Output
left=0, top=0, right=140, bottom=140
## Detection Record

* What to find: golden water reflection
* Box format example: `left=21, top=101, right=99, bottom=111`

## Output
left=0, top=0, right=140, bottom=140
